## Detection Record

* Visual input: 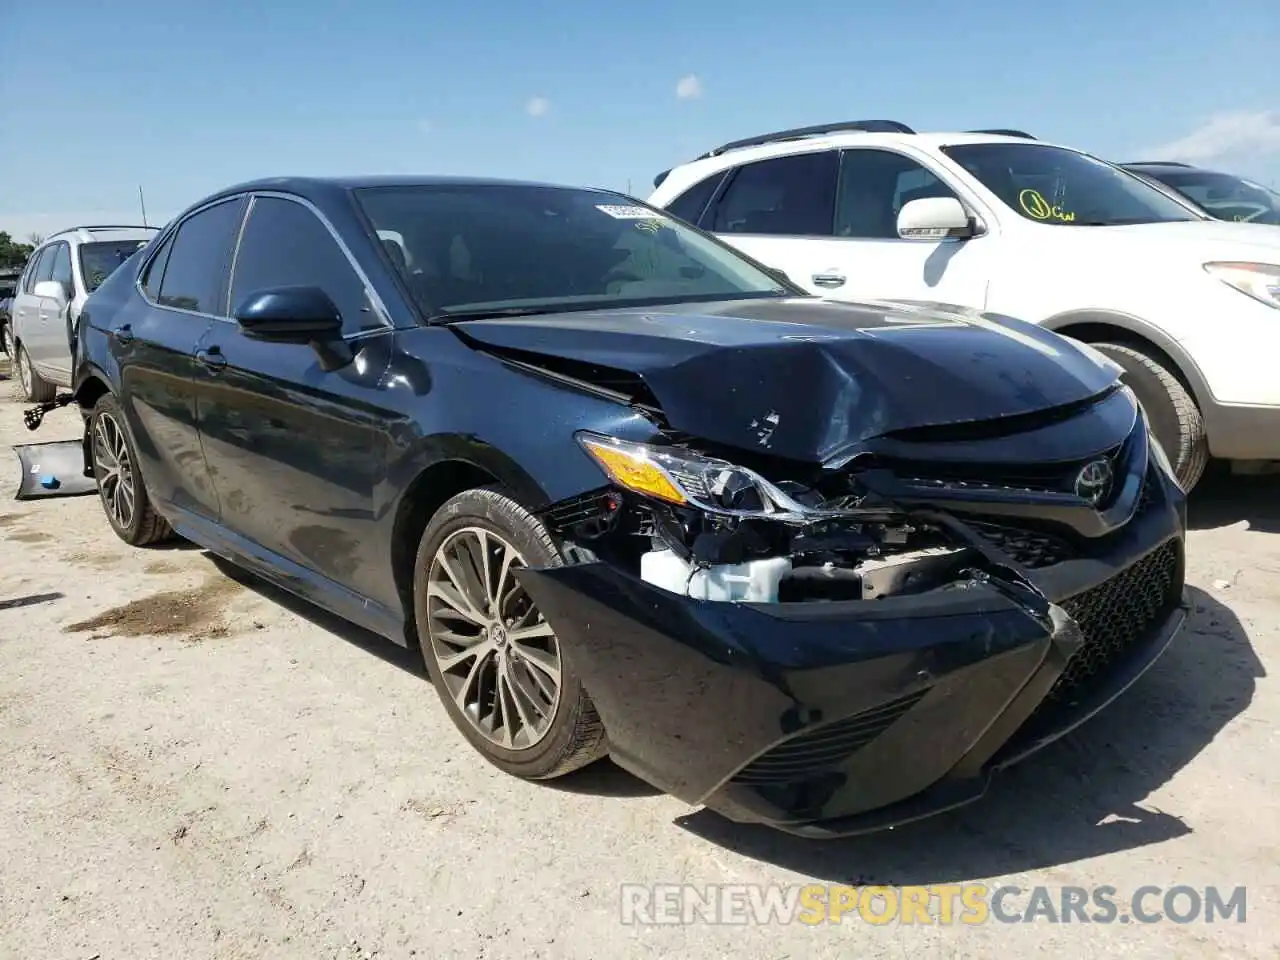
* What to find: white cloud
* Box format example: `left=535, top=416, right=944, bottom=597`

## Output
left=525, top=96, right=550, bottom=118
left=1142, top=109, right=1280, bottom=164
left=675, top=74, right=703, bottom=100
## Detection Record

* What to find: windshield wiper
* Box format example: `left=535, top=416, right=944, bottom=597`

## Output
left=425, top=307, right=560, bottom=324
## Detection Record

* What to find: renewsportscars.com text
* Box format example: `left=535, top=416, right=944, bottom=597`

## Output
left=619, top=883, right=1248, bottom=926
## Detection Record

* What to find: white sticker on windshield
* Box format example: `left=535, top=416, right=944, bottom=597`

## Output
left=596, top=204, right=667, bottom=220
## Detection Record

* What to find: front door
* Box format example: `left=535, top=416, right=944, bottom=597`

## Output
left=196, top=193, right=397, bottom=607
left=36, top=240, right=75, bottom=381
left=113, top=196, right=248, bottom=521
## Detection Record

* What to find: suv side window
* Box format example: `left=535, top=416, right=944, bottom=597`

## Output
left=666, top=173, right=725, bottom=226
left=47, top=242, right=73, bottom=293
left=709, top=151, right=838, bottom=236
left=229, top=196, right=381, bottom=336
left=24, top=247, right=55, bottom=293
left=141, top=232, right=176, bottom=302
left=156, top=197, right=248, bottom=315
left=836, top=149, right=962, bottom=239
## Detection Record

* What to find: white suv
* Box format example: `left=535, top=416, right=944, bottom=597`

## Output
left=648, top=121, right=1280, bottom=492
left=9, top=225, right=156, bottom=400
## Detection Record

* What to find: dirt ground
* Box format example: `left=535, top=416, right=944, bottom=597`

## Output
left=1, top=360, right=1277, bottom=960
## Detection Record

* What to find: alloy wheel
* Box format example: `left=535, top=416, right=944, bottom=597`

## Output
left=92, top=411, right=136, bottom=531
left=425, top=526, right=563, bottom=750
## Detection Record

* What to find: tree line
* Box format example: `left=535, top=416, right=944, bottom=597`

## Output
left=0, top=231, right=45, bottom=270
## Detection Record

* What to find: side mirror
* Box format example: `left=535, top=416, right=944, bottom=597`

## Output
left=897, top=197, right=979, bottom=241
left=33, top=280, right=69, bottom=304
left=232, top=286, right=344, bottom=343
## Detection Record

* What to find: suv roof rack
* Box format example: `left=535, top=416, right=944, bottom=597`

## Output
left=696, top=119, right=916, bottom=160
left=46, top=224, right=158, bottom=239
left=966, top=128, right=1035, bottom=139
left=1121, top=160, right=1192, bottom=168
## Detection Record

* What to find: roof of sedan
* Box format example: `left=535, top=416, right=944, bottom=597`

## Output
left=210, top=174, right=619, bottom=201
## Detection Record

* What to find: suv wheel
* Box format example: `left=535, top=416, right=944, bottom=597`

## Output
left=15, top=342, right=56, bottom=402
left=413, top=487, right=608, bottom=780
left=89, top=393, right=174, bottom=546
left=1091, top=342, right=1209, bottom=493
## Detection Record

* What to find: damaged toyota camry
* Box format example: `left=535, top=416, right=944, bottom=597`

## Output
left=70, top=176, right=1189, bottom=837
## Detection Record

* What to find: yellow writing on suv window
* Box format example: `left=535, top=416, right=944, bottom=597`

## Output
left=1019, top=189, right=1076, bottom=223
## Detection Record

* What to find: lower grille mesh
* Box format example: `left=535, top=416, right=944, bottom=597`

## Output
left=731, top=689, right=926, bottom=786
left=1048, top=537, right=1182, bottom=706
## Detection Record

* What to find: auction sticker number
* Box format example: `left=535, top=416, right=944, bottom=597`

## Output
left=597, top=204, right=668, bottom=220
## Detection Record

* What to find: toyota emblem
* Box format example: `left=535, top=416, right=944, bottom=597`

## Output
left=1074, top=458, right=1114, bottom=505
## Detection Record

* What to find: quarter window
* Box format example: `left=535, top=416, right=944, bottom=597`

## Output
left=141, top=233, right=176, bottom=302
left=229, top=196, right=381, bottom=336
left=665, top=173, right=724, bottom=226
left=710, top=152, right=839, bottom=236
left=156, top=197, right=247, bottom=315
left=835, top=150, right=962, bottom=239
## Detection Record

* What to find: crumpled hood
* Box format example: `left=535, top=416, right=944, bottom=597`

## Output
left=451, top=297, right=1122, bottom=463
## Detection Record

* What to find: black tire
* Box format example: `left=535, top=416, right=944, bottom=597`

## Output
left=413, top=486, right=607, bottom=780
left=1091, top=341, right=1209, bottom=492
left=89, top=393, right=174, bottom=546
left=15, top=342, right=56, bottom=402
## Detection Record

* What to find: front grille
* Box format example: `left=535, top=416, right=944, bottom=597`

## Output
left=731, top=689, right=926, bottom=786
left=886, top=444, right=1124, bottom=498
left=967, top=521, right=1076, bottom=568
left=1048, top=537, right=1182, bottom=706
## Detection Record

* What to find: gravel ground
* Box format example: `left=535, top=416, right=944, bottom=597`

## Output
left=1, top=362, right=1277, bottom=959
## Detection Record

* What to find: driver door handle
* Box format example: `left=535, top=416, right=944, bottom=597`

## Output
left=112, top=323, right=135, bottom=344
left=812, top=272, right=846, bottom=288
left=196, top=346, right=227, bottom=371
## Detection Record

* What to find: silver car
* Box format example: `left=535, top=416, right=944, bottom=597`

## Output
left=9, top=225, right=157, bottom=399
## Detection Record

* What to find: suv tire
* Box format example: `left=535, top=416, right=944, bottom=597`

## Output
left=1091, top=342, right=1209, bottom=492
left=15, top=342, right=56, bottom=402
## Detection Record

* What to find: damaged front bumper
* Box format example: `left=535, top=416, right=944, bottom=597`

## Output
left=515, top=465, right=1188, bottom=837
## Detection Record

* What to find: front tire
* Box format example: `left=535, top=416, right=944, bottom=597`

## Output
left=1091, top=341, right=1209, bottom=493
left=413, top=487, right=607, bottom=780
left=89, top=393, right=174, bottom=546
left=15, top=342, right=56, bottom=402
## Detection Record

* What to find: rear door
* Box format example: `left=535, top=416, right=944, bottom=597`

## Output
left=196, top=192, right=396, bottom=604
left=116, top=197, right=247, bottom=521
left=13, top=246, right=53, bottom=360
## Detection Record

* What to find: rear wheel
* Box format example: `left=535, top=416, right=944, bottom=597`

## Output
left=1090, top=341, right=1209, bottom=492
left=15, top=342, right=56, bottom=402
left=413, top=487, right=607, bottom=780
left=89, top=393, right=174, bottom=546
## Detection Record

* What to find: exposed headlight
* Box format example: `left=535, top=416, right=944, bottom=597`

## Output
left=1203, top=261, right=1280, bottom=310
left=576, top=432, right=855, bottom=522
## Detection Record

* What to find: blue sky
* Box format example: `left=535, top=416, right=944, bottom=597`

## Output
left=1, top=0, right=1277, bottom=239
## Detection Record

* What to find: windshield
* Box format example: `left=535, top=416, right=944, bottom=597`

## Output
left=942, top=143, right=1199, bottom=227
left=1145, top=170, right=1280, bottom=225
left=353, top=183, right=790, bottom=317
left=78, top=240, right=149, bottom=293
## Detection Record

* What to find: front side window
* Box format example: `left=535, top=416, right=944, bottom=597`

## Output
left=354, top=184, right=790, bottom=317
left=709, top=152, right=838, bottom=236
left=230, top=196, right=381, bottom=335
left=943, top=143, right=1198, bottom=227
left=836, top=149, right=963, bottom=239
left=1149, top=170, right=1280, bottom=225
left=80, top=240, right=150, bottom=293
left=47, top=243, right=72, bottom=292
left=156, top=198, right=247, bottom=314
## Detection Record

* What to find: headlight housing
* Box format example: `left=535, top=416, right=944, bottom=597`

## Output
left=576, top=432, right=857, bottom=522
left=1203, top=261, right=1280, bottom=310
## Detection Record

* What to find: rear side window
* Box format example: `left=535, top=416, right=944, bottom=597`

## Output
left=229, top=196, right=380, bottom=336
left=156, top=197, right=247, bottom=315
left=710, top=152, right=839, bottom=236
left=24, top=247, right=54, bottom=293
left=665, top=173, right=724, bottom=226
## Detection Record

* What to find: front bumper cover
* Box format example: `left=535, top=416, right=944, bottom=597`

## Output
left=515, top=463, right=1188, bottom=837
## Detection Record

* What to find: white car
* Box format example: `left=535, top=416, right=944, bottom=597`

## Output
left=648, top=121, right=1280, bottom=492
left=9, top=225, right=156, bottom=400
